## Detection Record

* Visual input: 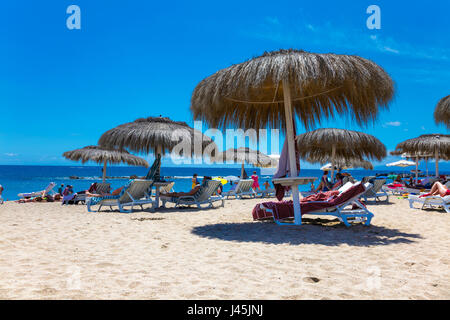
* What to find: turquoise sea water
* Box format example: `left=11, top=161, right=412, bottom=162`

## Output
left=0, top=165, right=445, bottom=201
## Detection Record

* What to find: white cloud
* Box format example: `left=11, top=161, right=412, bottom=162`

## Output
left=244, top=19, right=450, bottom=62
left=383, top=121, right=401, bottom=127
left=4, top=153, right=18, bottom=157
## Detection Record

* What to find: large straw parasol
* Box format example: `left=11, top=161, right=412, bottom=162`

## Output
left=297, top=128, right=386, bottom=181
left=434, top=95, right=450, bottom=129
left=191, top=49, right=394, bottom=225
left=98, top=116, right=216, bottom=179
left=63, top=146, right=149, bottom=183
left=319, top=158, right=374, bottom=171
left=393, top=134, right=450, bottom=177
left=390, top=150, right=433, bottom=180
left=215, top=147, right=274, bottom=178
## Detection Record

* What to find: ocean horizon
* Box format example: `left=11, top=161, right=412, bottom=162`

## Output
left=1, top=164, right=446, bottom=201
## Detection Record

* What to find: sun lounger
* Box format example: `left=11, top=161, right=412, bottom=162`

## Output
left=63, top=183, right=112, bottom=205
left=18, top=182, right=56, bottom=199
left=253, top=182, right=374, bottom=227
left=152, top=181, right=174, bottom=196
left=86, top=179, right=155, bottom=213
left=362, top=179, right=389, bottom=202
left=257, top=188, right=276, bottom=198
left=223, top=179, right=256, bottom=199
left=161, top=180, right=224, bottom=209
left=408, top=194, right=450, bottom=213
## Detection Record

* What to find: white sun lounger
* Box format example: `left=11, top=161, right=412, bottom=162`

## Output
left=223, top=179, right=256, bottom=199
left=362, top=179, right=389, bottom=202
left=64, top=183, right=112, bottom=205
left=86, top=179, right=155, bottom=213
left=18, top=182, right=56, bottom=198
left=260, top=182, right=374, bottom=227
left=161, top=180, right=224, bottom=209
left=408, top=194, right=450, bottom=213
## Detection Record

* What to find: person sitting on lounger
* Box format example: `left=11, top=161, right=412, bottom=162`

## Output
left=315, top=171, right=332, bottom=192
left=419, top=181, right=450, bottom=198
left=160, top=184, right=201, bottom=198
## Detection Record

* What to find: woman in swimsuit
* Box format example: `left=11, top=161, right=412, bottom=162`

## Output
left=420, top=181, right=450, bottom=198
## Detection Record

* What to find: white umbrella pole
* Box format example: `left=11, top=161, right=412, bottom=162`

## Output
left=331, top=145, right=336, bottom=183
left=102, top=160, right=107, bottom=183
left=282, top=79, right=301, bottom=225
left=435, top=149, right=439, bottom=178
left=426, top=158, right=428, bottom=177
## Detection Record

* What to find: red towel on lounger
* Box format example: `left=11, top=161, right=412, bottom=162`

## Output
left=252, top=183, right=365, bottom=221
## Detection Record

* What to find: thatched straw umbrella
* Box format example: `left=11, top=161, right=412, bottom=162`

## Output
left=434, top=95, right=450, bottom=129
left=319, top=158, right=374, bottom=171
left=390, top=150, right=433, bottom=180
left=98, top=116, right=216, bottom=179
left=393, top=134, right=450, bottom=178
left=191, top=49, right=394, bottom=225
left=297, top=128, right=386, bottom=181
left=215, top=147, right=274, bottom=178
left=63, top=146, right=149, bottom=183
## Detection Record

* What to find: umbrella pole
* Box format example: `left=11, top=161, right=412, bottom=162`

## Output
left=282, top=79, right=301, bottom=225
left=435, top=149, right=439, bottom=178
left=415, top=156, right=419, bottom=183
left=241, top=161, right=245, bottom=179
left=102, top=160, right=107, bottom=183
left=331, top=145, right=336, bottom=183
left=426, top=158, right=428, bottom=177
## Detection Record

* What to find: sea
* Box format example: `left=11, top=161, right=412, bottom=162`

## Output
left=0, top=165, right=446, bottom=201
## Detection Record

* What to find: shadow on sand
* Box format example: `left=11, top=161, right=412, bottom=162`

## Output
left=191, top=219, right=423, bottom=247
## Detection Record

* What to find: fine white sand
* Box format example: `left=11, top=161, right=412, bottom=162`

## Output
left=0, top=196, right=449, bottom=299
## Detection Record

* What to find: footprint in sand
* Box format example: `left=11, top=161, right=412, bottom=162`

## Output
left=35, top=287, right=58, bottom=295
left=303, top=277, right=320, bottom=283
left=405, top=262, right=415, bottom=267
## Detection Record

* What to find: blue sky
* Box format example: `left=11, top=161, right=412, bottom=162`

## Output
left=0, top=0, right=449, bottom=169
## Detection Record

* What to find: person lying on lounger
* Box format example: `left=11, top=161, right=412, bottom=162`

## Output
left=419, top=181, right=450, bottom=198
left=85, top=186, right=125, bottom=198
left=160, top=184, right=201, bottom=198
left=16, top=194, right=61, bottom=203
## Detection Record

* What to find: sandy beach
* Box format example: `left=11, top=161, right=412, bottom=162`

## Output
left=0, top=196, right=448, bottom=300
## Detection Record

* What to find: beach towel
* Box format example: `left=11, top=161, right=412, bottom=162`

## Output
left=273, top=136, right=301, bottom=201
left=252, top=183, right=364, bottom=220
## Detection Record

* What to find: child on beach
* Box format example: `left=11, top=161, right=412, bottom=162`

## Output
left=262, top=180, right=271, bottom=190
left=0, top=184, right=4, bottom=204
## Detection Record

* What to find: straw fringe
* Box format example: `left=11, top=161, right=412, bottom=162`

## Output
left=191, top=49, right=394, bottom=131
left=434, top=95, right=450, bottom=129
left=63, top=146, right=149, bottom=167
left=296, top=128, right=387, bottom=162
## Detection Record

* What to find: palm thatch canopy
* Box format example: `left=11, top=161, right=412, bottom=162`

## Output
left=394, top=134, right=450, bottom=159
left=296, top=128, right=387, bottom=161
left=434, top=95, right=450, bottom=129
left=389, top=150, right=433, bottom=161
left=394, top=134, right=450, bottom=177
left=63, top=146, right=149, bottom=167
left=215, top=147, right=274, bottom=168
left=318, top=158, right=373, bottom=170
left=98, top=116, right=215, bottom=156
left=191, top=49, right=394, bottom=131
